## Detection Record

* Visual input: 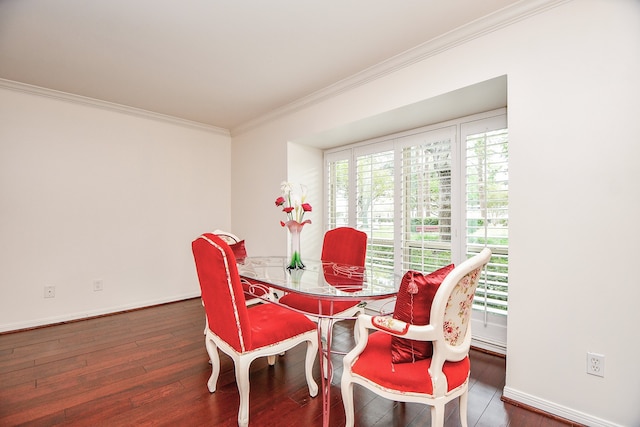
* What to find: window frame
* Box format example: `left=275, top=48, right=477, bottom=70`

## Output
left=324, top=109, right=508, bottom=352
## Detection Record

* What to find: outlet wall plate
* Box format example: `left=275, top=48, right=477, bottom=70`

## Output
left=587, top=352, right=605, bottom=377
left=44, top=285, right=55, bottom=298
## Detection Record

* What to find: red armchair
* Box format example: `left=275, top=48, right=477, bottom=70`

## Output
left=340, top=248, right=492, bottom=427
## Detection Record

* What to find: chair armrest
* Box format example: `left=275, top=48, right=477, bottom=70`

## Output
left=371, top=315, right=410, bottom=334
left=361, top=314, right=437, bottom=341
left=347, top=314, right=438, bottom=362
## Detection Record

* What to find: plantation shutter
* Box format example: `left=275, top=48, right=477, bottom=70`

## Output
left=462, top=114, right=508, bottom=353
left=396, top=127, right=456, bottom=273
left=465, top=127, right=509, bottom=316
left=354, top=145, right=395, bottom=272
left=325, top=150, right=351, bottom=229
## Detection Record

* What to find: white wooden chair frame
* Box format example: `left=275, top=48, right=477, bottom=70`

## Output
left=195, top=233, right=319, bottom=427
left=340, top=248, right=492, bottom=427
left=204, top=327, right=318, bottom=427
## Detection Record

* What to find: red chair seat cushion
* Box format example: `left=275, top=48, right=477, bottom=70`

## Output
left=246, top=303, right=316, bottom=350
left=279, top=293, right=358, bottom=315
left=391, top=264, right=454, bottom=363
left=352, top=332, right=469, bottom=395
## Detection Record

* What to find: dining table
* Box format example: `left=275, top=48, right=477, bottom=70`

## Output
left=237, top=256, right=399, bottom=427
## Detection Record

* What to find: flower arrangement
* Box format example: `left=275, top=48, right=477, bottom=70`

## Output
left=275, top=181, right=311, bottom=269
left=274, top=181, right=312, bottom=226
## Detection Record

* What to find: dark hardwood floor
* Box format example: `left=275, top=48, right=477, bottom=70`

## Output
left=0, top=298, right=573, bottom=426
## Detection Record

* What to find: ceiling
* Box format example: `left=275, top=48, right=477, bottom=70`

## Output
left=0, top=0, right=522, bottom=132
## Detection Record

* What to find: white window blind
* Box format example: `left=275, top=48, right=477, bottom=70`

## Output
left=464, top=127, right=509, bottom=316
left=326, top=150, right=350, bottom=228
left=397, top=128, right=455, bottom=274
left=355, top=148, right=395, bottom=273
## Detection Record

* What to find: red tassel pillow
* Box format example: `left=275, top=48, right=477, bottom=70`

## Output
left=391, top=264, right=454, bottom=364
left=229, top=240, right=248, bottom=263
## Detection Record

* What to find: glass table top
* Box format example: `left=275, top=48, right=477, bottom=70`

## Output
left=237, top=256, right=400, bottom=301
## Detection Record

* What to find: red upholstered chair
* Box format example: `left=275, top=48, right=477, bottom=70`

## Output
left=192, top=233, right=318, bottom=427
left=340, top=248, right=492, bottom=427
left=279, top=227, right=368, bottom=342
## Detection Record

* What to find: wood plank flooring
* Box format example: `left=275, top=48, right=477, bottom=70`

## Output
left=0, top=298, right=574, bottom=426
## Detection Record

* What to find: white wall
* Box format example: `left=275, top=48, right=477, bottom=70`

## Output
left=229, top=125, right=323, bottom=261
left=230, top=1, right=640, bottom=425
left=0, top=86, right=231, bottom=331
left=230, top=122, right=290, bottom=257
left=287, top=141, right=323, bottom=259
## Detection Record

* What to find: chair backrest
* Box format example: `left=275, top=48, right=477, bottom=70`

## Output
left=213, top=229, right=240, bottom=245
left=192, top=233, right=252, bottom=352
left=321, top=227, right=367, bottom=266
left=430, top=248, right=492, bottom=360
left=214, top=229, right=248, bottom=262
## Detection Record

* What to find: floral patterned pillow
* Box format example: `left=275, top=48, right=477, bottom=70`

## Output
left=390, top=264, right=454, bottom=364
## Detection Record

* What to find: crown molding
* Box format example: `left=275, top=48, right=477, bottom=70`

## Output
left=0, top=78, right=230, bottom=136
left=232, top=0, right=571, bottom=136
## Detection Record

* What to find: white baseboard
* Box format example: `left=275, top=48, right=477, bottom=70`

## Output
left=0, top=292, right=201, bottom=333
left=471, top=336, right=506, bottom=355
left=502, top=386, right=621, bottom=427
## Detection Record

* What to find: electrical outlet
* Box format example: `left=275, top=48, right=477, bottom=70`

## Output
left=586, top=352, right=605, bottom=377
left=93, top=279, right=104, bottom=292
left=44, top=285, right=55, bottom=298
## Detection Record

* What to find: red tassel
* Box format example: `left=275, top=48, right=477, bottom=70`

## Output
left=407, top=275, right=418, bottom=294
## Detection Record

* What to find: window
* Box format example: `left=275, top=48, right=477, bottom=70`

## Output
left=326, top=155, right=350, bottom=228
left=356, top=148, right=395, bottom=272
left=324, top=109, right=508, bottom=351
left=464, top=126, right=509, bottom=317
left=397, top=129, right=454, bottom=275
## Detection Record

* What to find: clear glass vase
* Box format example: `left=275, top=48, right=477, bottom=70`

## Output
left=283, top=220, right=309, bottom=270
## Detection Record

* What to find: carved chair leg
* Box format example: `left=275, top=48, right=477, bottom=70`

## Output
left=205, top=338, right=220, bottom=393
left=235, top=358, right=251, bottom=427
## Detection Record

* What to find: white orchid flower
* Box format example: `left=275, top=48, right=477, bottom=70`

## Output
left=280, top=181, right=292, bottom=195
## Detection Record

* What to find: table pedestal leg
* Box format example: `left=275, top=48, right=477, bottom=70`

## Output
left=317, top=305, right=335, bottom=427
